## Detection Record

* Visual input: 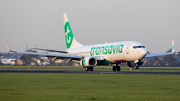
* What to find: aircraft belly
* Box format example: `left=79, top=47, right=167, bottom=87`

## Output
left=106, top=53, right=126, bottom=63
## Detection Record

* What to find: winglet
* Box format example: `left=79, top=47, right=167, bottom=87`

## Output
left=172, top=40, right=175, bottom=53
left=4, top=39, right=16, bottom=52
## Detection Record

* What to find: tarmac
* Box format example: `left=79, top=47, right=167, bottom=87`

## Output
left=0, top=70, right=180, bottom=75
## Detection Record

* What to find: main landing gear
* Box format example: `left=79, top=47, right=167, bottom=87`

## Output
left=85, top=67, right=94, bottom=71
left=112, top=64, right=121, bottom=71
left=85, top=64, right=121, bottom=72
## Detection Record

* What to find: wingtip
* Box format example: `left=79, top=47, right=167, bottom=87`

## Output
left=4, top=39, right=14, bottom=52
left=172, top=40, right=175, bottom=53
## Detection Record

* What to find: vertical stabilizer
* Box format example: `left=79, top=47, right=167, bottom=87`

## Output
left=63, top=13, right=83, bottom=49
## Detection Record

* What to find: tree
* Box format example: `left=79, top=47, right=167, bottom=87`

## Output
left=178, top=51, right=180, bottom=58
left=163, top=48, right=177, bottom=67
left=0, top=61, right=3, bottom=66
left=166, top=48, right=172, bottom=53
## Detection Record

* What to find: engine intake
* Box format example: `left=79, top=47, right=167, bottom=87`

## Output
left=80, top=57, right=97, bottom=67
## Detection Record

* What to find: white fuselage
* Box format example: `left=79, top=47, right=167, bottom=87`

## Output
left=67, top=41, right=147, bottom=63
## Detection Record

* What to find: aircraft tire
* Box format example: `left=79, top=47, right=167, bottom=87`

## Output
left=86, top=67, right=90, bottom=71
left=112, top=66, right=117, bottom=71
left=117, top=66, right=121, bottom=71
left=90, top=67, right=93, bottom=71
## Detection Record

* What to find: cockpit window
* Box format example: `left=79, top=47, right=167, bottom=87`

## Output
left=133, top=46, right=145, bottom=49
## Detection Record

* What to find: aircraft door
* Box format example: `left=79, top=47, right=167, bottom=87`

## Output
left=126, top=44, right=130, bottom=54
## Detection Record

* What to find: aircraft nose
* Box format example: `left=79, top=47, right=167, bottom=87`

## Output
left=139, top=49, right=147, bottom=58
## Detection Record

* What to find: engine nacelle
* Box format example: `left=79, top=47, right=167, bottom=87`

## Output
left=127, top=60, right=144, bottom=68
left=80, top=57, right=97, bottom=67
left=127, top=62, right=136, bottom=68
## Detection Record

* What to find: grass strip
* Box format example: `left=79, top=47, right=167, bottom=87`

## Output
left=0, top=73, right=180, bottom=101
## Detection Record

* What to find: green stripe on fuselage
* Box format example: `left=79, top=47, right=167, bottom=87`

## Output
left=104, top=59, right=114, bottom=64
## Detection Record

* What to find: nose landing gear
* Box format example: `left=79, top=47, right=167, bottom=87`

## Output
left=135, top=64, right=139, bottom=69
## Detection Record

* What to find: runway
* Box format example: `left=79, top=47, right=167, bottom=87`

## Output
left=0, top=70, right=180, bottom=75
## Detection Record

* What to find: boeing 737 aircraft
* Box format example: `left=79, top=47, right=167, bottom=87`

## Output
left=4, top=13, right=175, bottom=71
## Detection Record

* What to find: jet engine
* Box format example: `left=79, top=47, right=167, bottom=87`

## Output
left=80, top=57, right=97, bottom=67
left=127, top=60, right=144, bottom=68
left=127, top=62, right=136, bottom=68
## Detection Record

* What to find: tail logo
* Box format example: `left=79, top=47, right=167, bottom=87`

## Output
left=65, top=26, right=71, bottom=43
left=172, top=45, right=175, bottom=52
left=64, top=21, right=74, bottom=49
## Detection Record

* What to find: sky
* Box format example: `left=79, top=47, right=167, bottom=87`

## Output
left=0, top=0, right=180, bottom=53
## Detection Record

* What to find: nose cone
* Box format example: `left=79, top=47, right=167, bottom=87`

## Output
left=139, top=49, right=147, bottom=59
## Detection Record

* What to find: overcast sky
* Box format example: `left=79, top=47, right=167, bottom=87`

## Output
left=0, top=0, right=180, bottom=53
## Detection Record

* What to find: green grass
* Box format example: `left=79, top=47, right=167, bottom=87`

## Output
left=0, top=73, right=180, bottom=101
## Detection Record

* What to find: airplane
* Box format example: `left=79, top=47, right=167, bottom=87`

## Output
left=4, top=13, right=176, bottom=71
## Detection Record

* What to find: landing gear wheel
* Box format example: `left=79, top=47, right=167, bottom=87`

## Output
left=85, top=67, right=94, bottom=71
left=112, top=64, right=121, bottom=71
left=86, top=67, right=90, bottom=71
left=117, top=66, right=121, bottom=71
left=112, top=66, right=117, bottom=71
left=90, top=67, right=93, bottom=71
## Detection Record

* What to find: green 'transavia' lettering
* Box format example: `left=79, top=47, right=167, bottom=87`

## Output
left=90, top=43, right=124, bottom=56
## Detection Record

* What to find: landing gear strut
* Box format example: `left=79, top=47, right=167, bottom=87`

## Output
left=135, top=64, right=139, bottom=69
left=112, top=64, right=121, bottom=72
left=85, top=67, right=93, bottom=71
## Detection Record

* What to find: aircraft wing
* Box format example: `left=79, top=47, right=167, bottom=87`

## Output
left=13, top=51, right=82, bottom=60
left=4, top=39, right=106, bottom=62
left=4, top=39, right=83, bottom=60
left=145, top=40, right=175, bottom=58
left=145, top=52, right=174, bottom=58
left=31, top=48, right=68, bottom=53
